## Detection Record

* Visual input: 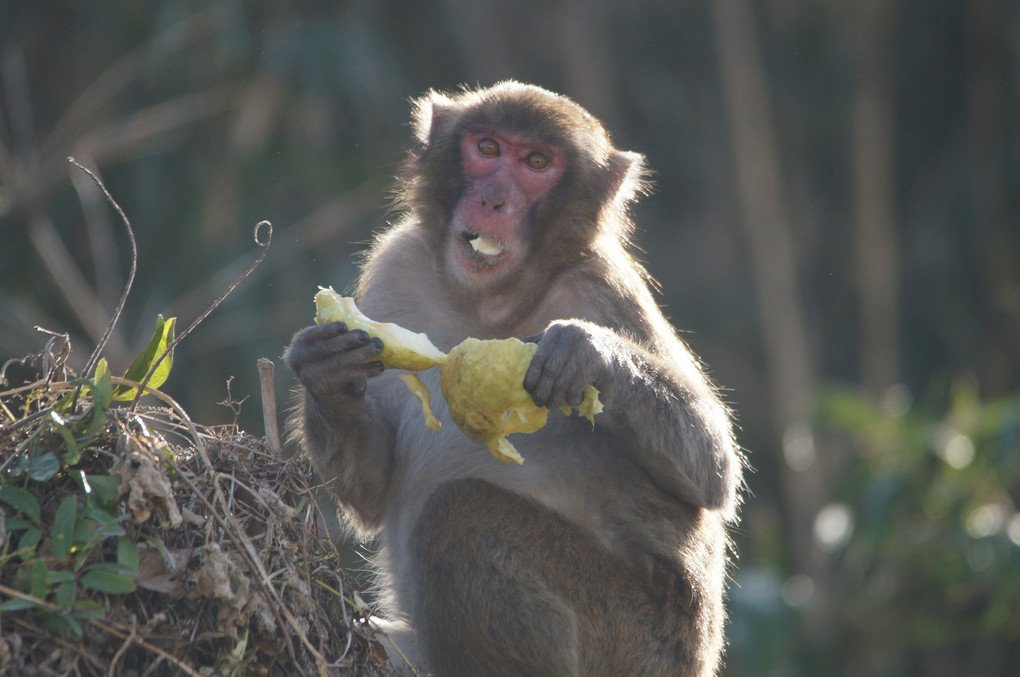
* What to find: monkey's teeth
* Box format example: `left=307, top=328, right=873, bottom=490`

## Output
left=468, top=234, right=504, bottom=256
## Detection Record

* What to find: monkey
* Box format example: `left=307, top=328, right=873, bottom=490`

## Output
left=285, top=81, right=742, bottom=677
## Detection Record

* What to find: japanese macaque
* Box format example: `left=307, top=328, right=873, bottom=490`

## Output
left=285, top=81, right=742, bottom=676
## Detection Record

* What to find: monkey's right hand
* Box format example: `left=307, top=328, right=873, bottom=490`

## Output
left=285, top=322, right=385, bottom=405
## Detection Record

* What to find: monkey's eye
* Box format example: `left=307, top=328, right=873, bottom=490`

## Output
left=525, top=152, right=550, bottom=171
left=477, top=138, right=500, bottom=156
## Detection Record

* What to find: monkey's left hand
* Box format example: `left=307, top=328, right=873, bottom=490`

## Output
left=523, top=320, right=619, bottom=411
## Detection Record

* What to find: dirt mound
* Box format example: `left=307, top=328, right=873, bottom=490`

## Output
left=0, top=343, right=400, bottom=676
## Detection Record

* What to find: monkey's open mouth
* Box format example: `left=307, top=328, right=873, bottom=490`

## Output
left=463, top=231, right=506, bottom=258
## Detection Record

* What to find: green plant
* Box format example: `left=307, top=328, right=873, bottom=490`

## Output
left=817, top=379, right=1020, bottom=667
left=0, top=318, right=174, bottom=641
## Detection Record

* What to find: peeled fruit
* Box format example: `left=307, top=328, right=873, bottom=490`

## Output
left=468, top=234, right=504, bottom=256
left=315, top=287, right=445, bottom=372
left=312, top=288, right=602, bottom=464
left=440, top=337, right=601, bottom=464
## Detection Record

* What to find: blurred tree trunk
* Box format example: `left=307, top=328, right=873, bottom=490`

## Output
left=851, top=0, right=899, bottom=398
left=440, top=0, right=514, bottom=83
left=709, top=0, right=833, bottom=635
left=558, top=0, right=621, bottom=129
left=965, top=0, right=1019, bottom=393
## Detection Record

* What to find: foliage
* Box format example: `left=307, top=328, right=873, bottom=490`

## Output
left=0, top=330, right=393, bottom=675
left=0, top=327, right=170, bottom=643
left=112, top=315, right=175, bottom=401
left=815, top=381, right=1020, bottom=673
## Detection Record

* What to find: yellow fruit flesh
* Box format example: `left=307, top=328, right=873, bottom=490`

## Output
left=399, top=372, right=442, bottom=432
left=312, top=288, right=602, bottom=464
left=314, top=287, right=445, bottom=372
left=440, top=338, right=547, bottom=464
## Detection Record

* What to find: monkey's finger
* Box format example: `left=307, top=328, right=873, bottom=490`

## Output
left=332, top=330, right=383, bottom=353
left=337, top=360, right=385, bottom=393
left=524, top=373, right=555, bottom=408
left=543, top=378, right=577, bottom=411
left=295, top=358, right=383, bottom=398
left=525, top=336, right=571, bottom=408
left=286, top=323, right=357, bottom=368
left=327, top=336, right=386, bottom=365
left=294, top=332, right=382, bottom=369
left=322, top=332, right=384, bottom=360
left=300, top=321, right=351, bottom=343
left=523, top=334, right=558, bottom=403
left=303, top=341, right=384, bottom=382
left=563, top=384, right=587, bottom=408
left=521, top=331, right=545, bottom=344
left=537, top=327, right=604, bottom=410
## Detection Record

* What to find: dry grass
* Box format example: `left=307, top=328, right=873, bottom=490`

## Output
left=0, top=350, right=399, bottom=675
left=0, top=349, right=403, bottom=675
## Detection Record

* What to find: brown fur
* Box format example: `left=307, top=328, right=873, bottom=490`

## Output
left=285, top=81, right=742, bottom=676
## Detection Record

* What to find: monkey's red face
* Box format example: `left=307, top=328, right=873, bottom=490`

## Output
left=448, top=128, right=565, bottom=289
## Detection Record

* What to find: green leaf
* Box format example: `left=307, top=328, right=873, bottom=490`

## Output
left=50, top=390, right=76, bottom=416
left=117, top=537, right=140, bottom=573
left=83, top=359, right=114, bottom=438
left=44, top=570, right=75, bottom=585
left=25, top=451, right=61, bottom=481
left=84, top=404, right=108, bottom=438
left=72, top=600, right=105, bottom=619
left=72, top=517, right=99, bottom=545
left=80, top=506, right=126, bottom=538
left=9, top=449, right=62, bottom=482
left=3, top=517, right=34, bottom=531
left=83, top=562, right=133, bottom=575
left=54, top=580, right=77, bottom=608
left=113, top=315, right=176, bottom=401
left=80, top=569, right=136, bottom=594
left=80, top=505, right=121, bottom=525
left=70, top=468, right=88, bottom=495
left=18, top=528, right=42, bottom=553
left=84, top=474, right=122, bottom=508
left=0, top=485, right=42, bottom=524
left=92, top=358, right=113, bottom=410
left=49, top=410, right=81, bottom=466
left=0, top=597, right=38, bottom=611
left=51, top=496, right=78, bottom=559
left=30, top=558, right=48, bottom=598
left=70, top=512, right=125, bottom=568
left=43, top=612, right=83, bottom=641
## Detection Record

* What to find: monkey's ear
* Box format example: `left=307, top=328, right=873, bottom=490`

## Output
left=412, top=90, right=456, bottom=145
left=606, top=150, right=651, bottom=206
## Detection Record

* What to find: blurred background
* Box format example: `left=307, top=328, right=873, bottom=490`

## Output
left=1, top=1, right=1018, bottom=674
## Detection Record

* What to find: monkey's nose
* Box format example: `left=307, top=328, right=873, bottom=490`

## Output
left=480, top=197, right=505, bottom=213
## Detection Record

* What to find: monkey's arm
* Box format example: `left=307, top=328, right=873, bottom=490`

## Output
left=524, top=320, right=740, bottom=518
left=286, top=322, right=397, bottom=532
